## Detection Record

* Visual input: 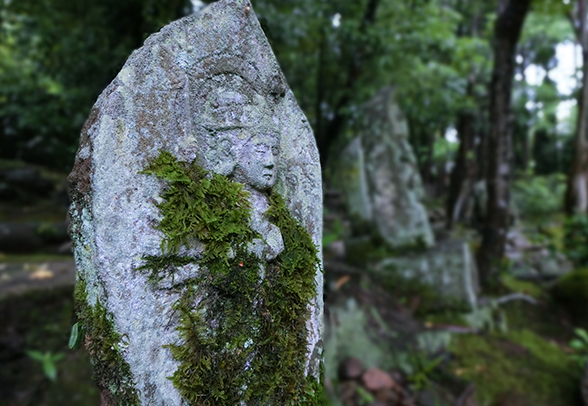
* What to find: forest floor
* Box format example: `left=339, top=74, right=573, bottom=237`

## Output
left=322, top=185, right=588, bottom=406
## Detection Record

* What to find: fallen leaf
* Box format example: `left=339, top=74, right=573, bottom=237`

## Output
left=334, top=275, right=351, bottom=291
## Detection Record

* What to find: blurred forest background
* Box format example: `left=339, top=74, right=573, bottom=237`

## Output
left=4, top=0, right=588, bottom=405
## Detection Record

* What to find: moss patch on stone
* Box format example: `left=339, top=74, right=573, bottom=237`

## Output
left=500, top=273, right=544, bottom=299
left=139, top=151, right=325, bottom=405
left=74, top=278, right=140, bottom=406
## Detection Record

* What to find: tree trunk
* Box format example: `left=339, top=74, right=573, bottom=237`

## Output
left=315, top=0, right=381, bottom=168
left=447, top=78, right=476, bottom=229
left=477, top=0, right=531, bottom=284
left=447, top=110, right=476, bottom=229
left=565, top=0, right=588, bottom=214
left=422, top=129, right=436, bottom=186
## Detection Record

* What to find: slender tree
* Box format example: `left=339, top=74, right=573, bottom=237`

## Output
left=477, top=0, right=532, bottom=283
left=565, top=0, right=588, bottom=214
left=446, top=2, right=486, bottom=228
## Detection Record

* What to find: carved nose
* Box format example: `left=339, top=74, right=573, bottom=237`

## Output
left=264, top=153, right=275, bottom=168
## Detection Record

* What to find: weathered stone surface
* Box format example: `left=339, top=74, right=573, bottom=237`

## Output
left=375, top=239, right=479, bottom=309
left=67, top=1, right=323, bottom=404
left=335, top=87, right=434, bottom=249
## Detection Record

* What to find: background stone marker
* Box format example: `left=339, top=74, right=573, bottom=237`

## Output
left=336, top=86, right=434, bottom=250
left=67, top=1, right=323, bottom=404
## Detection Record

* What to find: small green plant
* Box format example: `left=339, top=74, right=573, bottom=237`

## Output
left=355, top=386, right=375, bottom=405
left=68, top=321, right=84, bottom=349
left=26, top=350, right=64, bottom=382
left=569, top=328, right=588, bottom=369
left=407, top=351, right=444, bottom=390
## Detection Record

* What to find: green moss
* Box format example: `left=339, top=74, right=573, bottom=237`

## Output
left=139, top=151, right=324, bottom=405
left=74, top=278, right=140, bottom=405
left=449, top=330, right=580, bottom=405
left=500, top=274, right=544, bottom=299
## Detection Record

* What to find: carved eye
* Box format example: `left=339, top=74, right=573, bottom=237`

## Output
left=271, top=146, right=279, bottom=156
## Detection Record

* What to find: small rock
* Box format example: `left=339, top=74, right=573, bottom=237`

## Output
left=362, top=367, right=396, bottom=391
left=326, top=240, right=346, bottom=260
left=339, top=357, right=364, bottom=380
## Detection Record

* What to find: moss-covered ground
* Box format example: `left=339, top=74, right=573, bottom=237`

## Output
left=448, top=303, right=582, bottom=406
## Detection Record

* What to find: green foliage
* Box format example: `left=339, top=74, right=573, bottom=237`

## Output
left=74, top=278, right=140, bottom=405
left=68, top=321, right=84, bottom=350
left=0, top=0, right=190, bottom=169
left=511, top=174, right=565, bottom=218
left=26, top=350, right=64, bottom=382
left=355, top=386, right=375, bottom=405
left=406, top=352, right=444, bottom=391
left=569, top=328, right=588, bottom=370
left=564, top=215, right=588, bottom=266
left=322, top=217, right=344, bottom=247
left=139, top=151, right=324, bottom=405
left=253, top=0, right=494, bottom=165
left=500, top=273, right=544, bottom=299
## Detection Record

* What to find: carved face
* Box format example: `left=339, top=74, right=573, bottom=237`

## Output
left=234, top=133, right=278, bottom=191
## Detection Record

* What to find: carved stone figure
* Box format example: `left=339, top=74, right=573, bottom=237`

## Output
left=335, top=86, right=434, bottom=249
left=67, top=1, right=323, bottom=405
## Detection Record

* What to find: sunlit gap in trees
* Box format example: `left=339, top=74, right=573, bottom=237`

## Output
left=191, top=0, right=205, bottom=14
left=516, top=41, right=581, bottom=135
left=332, top=13, right=341, bottom=28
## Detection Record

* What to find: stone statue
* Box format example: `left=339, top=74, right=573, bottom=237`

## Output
left=335, top=86, right=434, bottom=249
left=203, top=89, right=285, bottom=264
left=67, top=1, right=324, bottom=405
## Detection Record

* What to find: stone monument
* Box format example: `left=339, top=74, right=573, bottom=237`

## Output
left=67, top=1, right=324, bottom=405
left=336, top=86, right=434, bottom=249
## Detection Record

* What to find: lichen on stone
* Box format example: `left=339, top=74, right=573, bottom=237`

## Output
left=138, top=150, right=325, bottom=405
left=74, top=277, right=140, bottom=406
